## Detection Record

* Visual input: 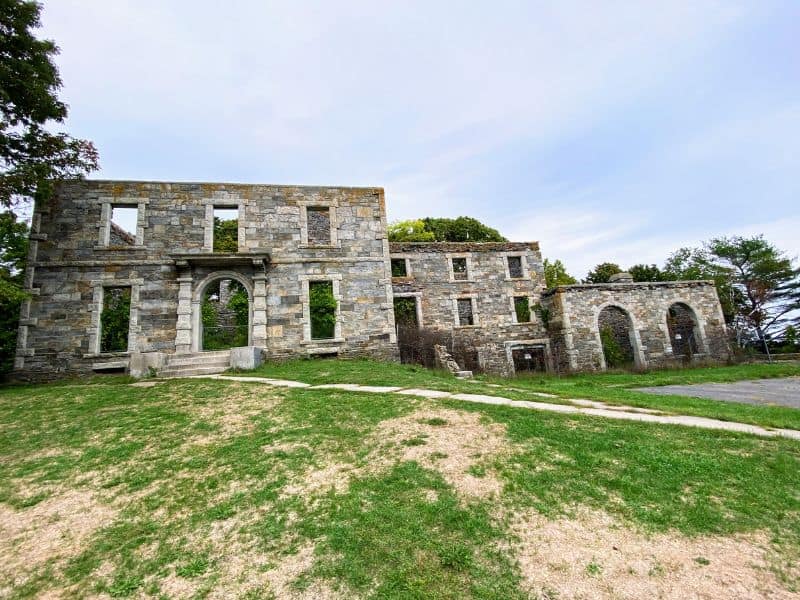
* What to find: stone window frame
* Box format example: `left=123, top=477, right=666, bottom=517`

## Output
left=509, top=295, right=534, bottom=324
left=501, top=252, right=529, bottom=280
left=390, top=255, right=412, bottom=279
left=445, top=252, right=474, bottom=282
left=451, top=294, right=479, bottom=328
left=203, top=198, right=245, bottom=253
left=393, top=291, right=423, bottom=328
left=96, top=197, right=148, bottom=249
left=299, top=273, right=344, bottom=343
left=86, top=277, right=143, bottom=356
left=298, top=200, right=339, bottom=248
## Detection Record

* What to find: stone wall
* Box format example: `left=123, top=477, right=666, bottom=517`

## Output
left=390, top=242, right=551, bottom=376
left=15, top=180, right=398, bottom=381
left=541, top=281, right=729, bottom=372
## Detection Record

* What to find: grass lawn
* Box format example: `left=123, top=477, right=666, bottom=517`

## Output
left=243, top=359, right=800, bottom=430
left=1, top=373, right=799, bottom=598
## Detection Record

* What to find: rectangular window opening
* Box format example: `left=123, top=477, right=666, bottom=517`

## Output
left=457, top=298, right=474, bottom=326
left=393, top=297, right=418, bottom=329
left=452, top=257, right=468, bottom=280
left=100, top=286, right=131, bottom=353
left=507, top=256, right=524, bottom=279
left=213, top=208, right=239, bottom=253
left=307, top=207, right=331, bottom=245
left=110, top=206, right=138, bottom=246
left=514, top=297, right=531, bottom=323
left=391, top=258, right=408, bottom=277
left=309, top=280, right=336, bottom=339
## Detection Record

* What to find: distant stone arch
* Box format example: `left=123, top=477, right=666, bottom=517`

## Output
left=597, top=305, right=637, bottom=369
left=667, top=302, right=701, bottom=359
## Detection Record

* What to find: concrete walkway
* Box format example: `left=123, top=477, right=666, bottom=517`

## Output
left=189, top=374, right=800, bottom=441
left=636, top=377, right=800, bottom=409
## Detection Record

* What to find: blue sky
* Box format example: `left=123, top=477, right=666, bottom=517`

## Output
left=41, top=1, right=799, bottom=277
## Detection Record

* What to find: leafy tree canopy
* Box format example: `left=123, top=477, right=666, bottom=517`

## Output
left=1, top=0, right=98, bottom=207
left=705, top=235, right=799, bottom=349
left=584, top=262, right=622, bottom=284
left=543, top=258, right=577, bottom=288
left=387, top=219, right=435, bottom=242
left=213, top=217, right=238, bottom=252
left=388, top=217, right=507, bottom=242
left=628, top=263, right=667, bottom=282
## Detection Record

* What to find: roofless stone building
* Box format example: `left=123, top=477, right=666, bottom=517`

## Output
left=13, top=180, right=729, bottom=381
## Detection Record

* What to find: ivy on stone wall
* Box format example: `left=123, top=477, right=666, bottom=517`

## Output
left=599, top=325, right=627, bottom=369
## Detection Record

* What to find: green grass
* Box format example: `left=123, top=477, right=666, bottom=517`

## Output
left=0, top=372, right=799, bottom=597
left=242, top=358, right=800, bottom=430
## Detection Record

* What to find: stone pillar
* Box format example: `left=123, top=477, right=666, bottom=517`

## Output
left=175, top=274, right=193, bottom=354
left=252, top=272, right=267, bottom=348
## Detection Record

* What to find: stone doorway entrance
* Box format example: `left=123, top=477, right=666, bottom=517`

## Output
left=172, top=255, right=269, bottom=355
left=199, top=278, right=251, bottom=350
left=511, top=346, right=547, bottom=373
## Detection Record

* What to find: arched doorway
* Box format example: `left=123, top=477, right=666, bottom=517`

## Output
left=598, top=305, right=636, bottom=369
left=667, top=302, right=700, bottom=359
left=191, top=272, right=253, bottom=352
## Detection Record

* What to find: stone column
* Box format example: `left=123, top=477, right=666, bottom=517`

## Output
left=175, top=273, right=193, bottom=354
left=252, top=271, right=267, bottom=348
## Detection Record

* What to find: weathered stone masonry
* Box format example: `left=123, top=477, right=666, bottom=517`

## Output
left=541, top=280, right=729, bottom=372
left=15, top=180, right=397, bottom=380
left=390, top=242, right=552, bottom=376
left=14, top=179, right=730, bottom=380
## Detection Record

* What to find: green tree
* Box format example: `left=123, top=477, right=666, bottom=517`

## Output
left=388, top=216, right=507, bottom=242
left=309, top=281, right=337, bottom=339
left=543, top=258, right=577, bottom=288
left=584, top=262, right=622, bottom=284
left=422, top=217, right=507, bottom=242
left=387, top=219, right=434, bottom=242
left=213, top=218, right=238, bottom=252
left=100, top=287, right=131, bottom=353
left=0, top=211, right=28, bottom=372
left=1, top=1, right=98, bottom=208
left=628, top=263, right=666, bottom=282
left=706, top=236, right=799, bottom=354
left=662, top=246, right=738, bottom=322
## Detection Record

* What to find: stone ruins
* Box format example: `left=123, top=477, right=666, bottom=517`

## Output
left=14, top=180, right=729, bottom=381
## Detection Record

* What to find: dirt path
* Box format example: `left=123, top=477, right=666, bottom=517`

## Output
left=183, top=375, right=800, bottom=441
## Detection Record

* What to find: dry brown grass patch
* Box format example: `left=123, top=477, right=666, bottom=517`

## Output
left=0, top=490, right=117, bottom=594
left=281, top=407, right=509, bottom=503
left=511, top=507, right=796, bottom=599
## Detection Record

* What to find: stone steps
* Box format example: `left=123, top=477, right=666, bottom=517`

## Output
left=159, top=365, right=231, bottom=378
left=159, top=350, right=231, bottom=378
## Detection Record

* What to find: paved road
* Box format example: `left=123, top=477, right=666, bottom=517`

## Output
left=636, top=377, right=800, bottom=409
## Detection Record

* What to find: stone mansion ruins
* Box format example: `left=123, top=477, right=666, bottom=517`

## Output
left=14, top=180, right=729, bottom=381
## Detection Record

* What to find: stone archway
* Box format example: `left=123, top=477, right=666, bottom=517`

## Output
left=667, top=302, right=701, bottom=359
left=191, top=271, right=254, bottom=352
left=597, top=305, right=638, bottom=370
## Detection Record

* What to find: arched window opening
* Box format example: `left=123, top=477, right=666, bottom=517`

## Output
left=598, top=305, right=635, bottom=369
left=667, top=303, right=699, bottom=358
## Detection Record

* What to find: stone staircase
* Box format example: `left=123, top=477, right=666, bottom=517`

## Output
left=158, top=350, right=231, bottom=378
